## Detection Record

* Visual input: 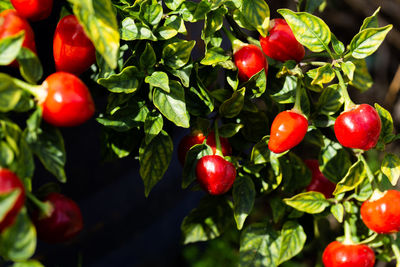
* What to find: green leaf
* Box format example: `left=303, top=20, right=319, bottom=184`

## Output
left=360, top=7, right=380, bottom=31
left=200, top=47, right=230, bottom=66
left=0, top=0, right=13, bottom=12
left=233, top=176, right=255, bottom=230
left=27, top=125, right=66, bottom=183
left=165, top=0, right=185, bottom=11
left=139, top=130, right=173, bottom=197
left=277, top=221, right=307, bottom=265
left=0, top=208, right=36, bottom=261
left=144, top=111, right=163, bottom=145
left=153, top=80, right=190, bottom=128
left=349, top=59, right=373, bottom=91
left=0, top=190, right=21, bottom=222
left=251, top=136, right=270, bottom=164
left=317, top=84, right=343, bottom=115
left=168, top=63, right=193, bottom=87
left=0, top=31, right=24, bottom=65
left=349, top=25, right=392, bottom=59
left=16, top=134, right=34, bottom=180
left=0, top=74, right=22, bottom=113
left=140, top=43, right=156, bottom=70
left=165, top=15, right=187, bottom=34
left=320, top=139, right=351, bottom=183
left=0, top=141, right=14, bottom=166
left=120, top=18, right=157, bottom=41
left=270, top=75, right=296, bottom=104
left=68, top=0, right=120, bottom=69
left=283, top=191, right=330, bottom=214
left=202, top=7, right=227, bottom=44
left=98, top=66, right=141, bottom=93
left=219, top=87, right=245, bottom=118
left=305, top=0, right=326, bottom=13
left=333, top=158, right=367, bottom=195
left=278, top=9, right=331, bottom=52
left=145, top=71, right=170, bottom=93
left=241, top=68, right=267, bottom=97
left=241, top=0, right=270, bottom=37
left=13, top=260, right=44, bottom=267
left=375, top=103, right=393, bottom=143
left=182, top=143, right=213, bottom=188
left=310, top=64, right=335, bottom=86
left=270, top=196, right=286, bottom=224
left=155, top=26, right=178, bottom=40
left=140, top=3, right=163, bottom=26
left=219, top=123, right=244, bottom=138
left=331, top=33, right=345, bottom=55
left=330, top=203, right=344, bottom=223
left=342, top=61, right=356, bottom=80
left=381, top=154, right=400, bottom=186
left=181, top=196, right=232, bottom=244
left=161, top=40, right=196, bottom=69
left=17, top=47, right=43, bottom=84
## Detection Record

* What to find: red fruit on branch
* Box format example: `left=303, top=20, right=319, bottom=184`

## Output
left=0, top=9, right=36, bottom=59
left=304, top=159, right=336, bottom=199
left=334, top=104, right=381, bottom=150
left=260, top=18, right=305, bottom=62
left=53, top=15, right=96, bottom=75
left=177, top=131, right=206, bottom=164
left=40, top=72, right=95, bottom=127
left=234, top=44, right=268, bottom=81
left=0, top=169, right=25, bottom=233
left=322, top=241, right=375, bottom=267
left=360, top=190, right=400, bottom=234
left=32, top=193, right=83, bottom=243
left=206, top=131, right=232, bottom=157
left=10, top=0, right=53, bottom=21
left=268, top=110, right=308, bottom=153
left=196, top=155, right=236, bottom=195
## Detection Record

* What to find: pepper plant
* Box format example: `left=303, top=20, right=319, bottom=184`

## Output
left=0, top=0, right=399, bottom=266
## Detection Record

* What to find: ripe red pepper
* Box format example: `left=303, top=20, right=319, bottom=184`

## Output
left=268, top=110, right=308, bottom=153
left=360, top=190, right=400, bottom=234
left=234, top=44, right=268, bottom=81
left=0, top=168, right=25, bottom=233
left=177, top=131, right=232, bottom=165
left=10, top=0, right=53, bottom=21
left=53, top=15, right=96, bottom=75
left=304, top=159, right=336, bottom=199
left=322, top=241, right=375, bottom=267
left=0, top=9, right=36, bottom=65
left=334, top=104, right=381, bottom=150
left=40, top=72, right=95, bottom=127
left=259, top=18, right=305, bottom=62
left=32, top=192, right=83, bottom=243
left=196, top=155, right=236, bottom=195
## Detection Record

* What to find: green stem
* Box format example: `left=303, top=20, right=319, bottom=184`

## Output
left=391, top=236, right=400, bottom=267
left=26, top=191, right=53, bottom=217
left=214, top=120, right=223, bottom=157
left=221, top=27, right=245, bottom=54
left=299, top=61, right=327, bottom=67
left=12, top=78, right=45, bottom=101
left=292, top=78, right=304, bottom=114
left=333, top=69, right=355, bottom=111
left=343, top=218, right=354, bottom=245
left=359, top=154, right=374, bottom=183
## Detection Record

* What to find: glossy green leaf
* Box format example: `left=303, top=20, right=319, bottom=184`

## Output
left=165, top=0, right=185, bottom=10
left=0, top=141, right=14, bottom=166
left=120, top=18, right=157, bottom=41
left=317, top=84, right=343, bottom=115
left=277, top=221, right=307, bottom=265
left=270, top=75, right=296, bottom=104
left=0, top=0, right=13, bottom=12
left=13, top=260, right=44, bottom=267
left=219, top=123, right=244, bottom=138
left=331, top=33, right=345, bottom=55
left=98, top=66, right=141, bottom=93
left=0, top=208, right=36, bottom=261
left=270, top=196, right=286, bottom=224
left=140, top=3, right=163, bottom=26
left=278, top=9, right=331, bottom=52
left=0, top=31, right=24, bottom=65
left=219, top=87, right=245, bottom=118
left=165, top=15, right=187, bottom=34
left=161, top=40, right=196, bottom=69
left=360, top=7, right=380, bottom=31
left=251, top=136, right=270, bottom=164
left=381, top=154, right=400, bottom=186
left=182, top=143, right=213, bottom=189
left=140, top=43, right=156, bottom=70
left=330, top=203, right=344, bottom=223
left=375, top=103, right=393, bottom=143
left=241, top=68, right=267, bottom=97
left=320, top=139, right=351, bottom=183
left=233, top=176, right=256, bottom=230
left=145, top=71, right=170, bottom=93
left=0, top=74, right=22, bottom=113
left=200, top=47, right=230, bottom=66
left=310, top=64, right=335, bottom=87
left=333, top=158, right=366, bottom=195
left=17, top=47, right=43, bottom=84
left=153, top=80, right=190, bottom=128
left=342, top=61, right=356, bottom=80
left=139, top=130, right=173, bottom=197
left=0, top=190, right=21, bottom=222
left=155, top=26, right=178, bottom=40
left=16, top=133, right=34, bottom=180
left=202, top=7, right=227, bottom=44
left=168, top=63, right=193, bottom=87
left=241, top=0, right=270, bottom=37
left=283, top=191, right=329, bottom=214
left=144, top=111, right=163, bottom=145
left=349, top=25, right=392, bottom=59
left=349, top=59, right=373, bottom=91
left=69, top=0, right=120, bottom=69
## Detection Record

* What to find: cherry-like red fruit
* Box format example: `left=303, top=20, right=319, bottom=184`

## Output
left=40, top=72, right=95, bottom=127
left=260, top=18, right=305, bottom=62
left=0, top=9, right=36, bottom=65
left=0, top=168, right=25, bottom=233
left=32, top=192, right=83, bottom=243
left=196, top=155, right=236, bottom=195
left=234, top=44, right=268, bottom=81
left=53, top=15, right=96, bottom=75
left=322, top=241, right=375, bottom=267
left=10, top=0, right=53, bottom=21
left=268, top=110, right=308, bottom=153
left=360, top=190, right=400, bottom=234
left=334, top=104, right=381, bottom=150
left=304, top=159, right=336, bottom=199
left=177, top=132, right=206, bottom=164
